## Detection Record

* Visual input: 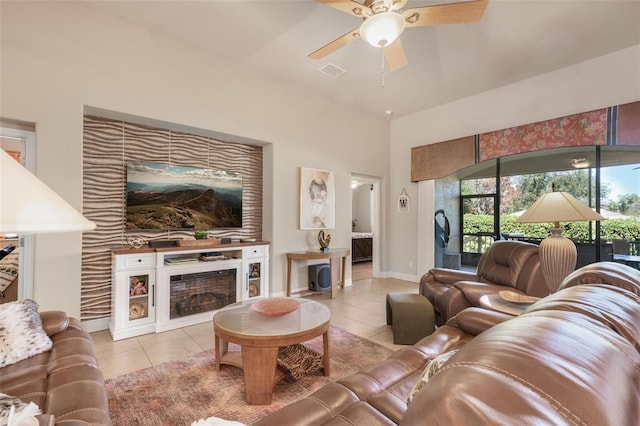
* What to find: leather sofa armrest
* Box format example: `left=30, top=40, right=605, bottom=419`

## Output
left=39, top=311, right=70, bottom=337
left=453, top=281, right=520, bottom=306
left=446, top=307, right=513, bottom=336
left=428, top=268, right=479, bottom=285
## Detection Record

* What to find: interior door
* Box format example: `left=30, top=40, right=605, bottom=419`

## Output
left=1, top=127, right=36, bottom=300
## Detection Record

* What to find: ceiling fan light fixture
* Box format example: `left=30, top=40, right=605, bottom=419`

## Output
left=571, top=158, right=591, bottom=169
left=359, top=11, right=406, bottom=47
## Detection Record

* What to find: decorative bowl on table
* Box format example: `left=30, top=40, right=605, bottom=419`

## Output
left=250, top=297, right=299, bottom=317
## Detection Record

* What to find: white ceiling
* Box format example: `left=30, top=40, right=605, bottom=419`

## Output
left=85, top=0, right=640, bottom=119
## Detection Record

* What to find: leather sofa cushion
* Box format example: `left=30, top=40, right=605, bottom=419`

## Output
left=477, top=241, right=538, bottom=288
left=447, top=307, right=513, bottom=336
left=453, top=280, right=515, bottom=306
left=402, top=284, right=640, bottom=425
left=560, top=261, right=640, bottom=296
left=45, top=364, right=110, bottom=424
left=48, top=324, right=98, bottom=373
left=0, top=351, right=48, bottom=397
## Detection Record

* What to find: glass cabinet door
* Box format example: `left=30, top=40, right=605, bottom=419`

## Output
left=126, top=271, right=154, bottom=324
left=247, top=261, right=263, bottom=298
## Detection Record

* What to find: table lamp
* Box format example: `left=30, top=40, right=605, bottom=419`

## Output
left=515, top=186, right=605, bottom=293
left=1, top=149, right=95, bottom=234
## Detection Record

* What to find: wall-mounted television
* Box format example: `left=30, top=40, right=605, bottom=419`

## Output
left=126, top=161, right=242, bottom=230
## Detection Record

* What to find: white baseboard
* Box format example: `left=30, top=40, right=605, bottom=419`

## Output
left=385, top=271, right=420, bottom=283
left=82, top=317, right=110, bottom=333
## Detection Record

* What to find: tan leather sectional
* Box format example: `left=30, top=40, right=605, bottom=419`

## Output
left=256, top=261, right=640, bottom=425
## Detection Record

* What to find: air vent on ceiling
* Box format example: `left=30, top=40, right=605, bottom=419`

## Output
left=318, top=63, right=346, bottom=79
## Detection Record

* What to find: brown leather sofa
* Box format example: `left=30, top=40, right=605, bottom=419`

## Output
left=420, top=240, right=548, bottom=325
left=0, top=311, right=112, bottom=425
left=255, top=262, right=640, bottom=425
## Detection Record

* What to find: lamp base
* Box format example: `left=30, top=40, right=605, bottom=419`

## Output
left=539, top=228, right=577, bottom=293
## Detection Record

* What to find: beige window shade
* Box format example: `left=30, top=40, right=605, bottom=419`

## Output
left=411, top=136, right=475, bottom=181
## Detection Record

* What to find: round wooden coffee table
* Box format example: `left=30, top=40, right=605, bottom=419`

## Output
left=213, top=298, right=331, bottom=405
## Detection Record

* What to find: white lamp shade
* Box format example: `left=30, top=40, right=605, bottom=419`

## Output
left=1, top=149, right=96, bottom=234
left=515, top=191, right=605, bottom=224
left=360, top=12, right=406, bottom=47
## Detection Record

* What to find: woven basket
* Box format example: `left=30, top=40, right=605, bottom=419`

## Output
left=277, top=344, right=323, bottom=380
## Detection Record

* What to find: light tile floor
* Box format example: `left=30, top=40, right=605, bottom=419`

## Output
left=91, top=275, right=418, bottom=380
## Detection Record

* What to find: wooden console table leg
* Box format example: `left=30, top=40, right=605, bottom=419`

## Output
left=330, top=257, right=339, bottom=299
left=241, top=346, right=279, bottom=405
left=286, top=258, right=293, bottom=297
left=322, top=328, right=330, bottom=376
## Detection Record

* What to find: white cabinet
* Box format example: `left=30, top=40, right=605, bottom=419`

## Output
left=110, top=252, right=156, bottom=341
left=243, top=245, right=269, bottom=300
left=110, top=242, right=269, bottom=340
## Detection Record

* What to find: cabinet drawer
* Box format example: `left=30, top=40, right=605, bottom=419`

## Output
left=115, top=253, right=156, bottom=270
left=244, top=246, right=265, bottom=258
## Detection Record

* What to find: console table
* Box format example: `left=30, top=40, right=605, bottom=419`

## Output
left=286, top=248, right=349, bottom=299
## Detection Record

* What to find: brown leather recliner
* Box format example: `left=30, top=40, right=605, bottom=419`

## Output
left=420, top=240, right=548, bottom=325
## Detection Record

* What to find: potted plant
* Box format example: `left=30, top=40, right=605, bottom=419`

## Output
left=194, top=230, right=208, bottom=240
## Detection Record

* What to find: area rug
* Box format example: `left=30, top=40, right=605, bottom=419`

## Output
left=106, top=326, right=394, bottom=425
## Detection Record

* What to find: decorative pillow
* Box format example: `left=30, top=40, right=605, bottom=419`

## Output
left=406, top=349, right=458, bottom=404
left=0, top=393, right=41, bottom=426
left=0, top=299, right=53, bottom=368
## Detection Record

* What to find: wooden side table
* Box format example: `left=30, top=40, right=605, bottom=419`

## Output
left=213, top=298, right=331, bottom=405
left=286, top=248, right=350, bottom=299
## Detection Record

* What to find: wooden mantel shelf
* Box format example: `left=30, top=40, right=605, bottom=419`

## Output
left=112, top=240, right=270, bottom=255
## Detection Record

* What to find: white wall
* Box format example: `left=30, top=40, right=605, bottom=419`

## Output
left=0, top=2, right=389, bottom=316
left=389, top=44, right=640, bottom=281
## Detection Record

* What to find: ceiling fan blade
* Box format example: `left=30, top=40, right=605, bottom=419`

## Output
left=315, top=0, right=372, bottom=18
left=308, top=28, right=360, bottom=59
left=384, top=38, right=408, bottom=71
left=390, top=0, right=409, bottom=11
left=403, top=0, right=488, bottom=27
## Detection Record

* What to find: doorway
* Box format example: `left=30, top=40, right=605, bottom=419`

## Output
left=1, top=127, right=36, bottom=300
left=351, top=174, right=382, bottom=281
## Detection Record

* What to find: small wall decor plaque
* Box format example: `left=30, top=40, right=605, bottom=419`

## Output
left=398, top=188, right=410, bottom=213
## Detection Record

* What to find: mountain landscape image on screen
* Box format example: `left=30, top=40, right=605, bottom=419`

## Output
left=126, top=161, right=242, bottom=230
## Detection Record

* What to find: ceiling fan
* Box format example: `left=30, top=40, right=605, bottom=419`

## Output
left=309, top=0, right=489, bottom=71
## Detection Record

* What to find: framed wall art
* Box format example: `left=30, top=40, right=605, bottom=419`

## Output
left=299, top=167, right=335, bottom=229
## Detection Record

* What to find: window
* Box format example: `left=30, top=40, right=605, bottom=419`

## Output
left=450, top=146, right=640, bottom=269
